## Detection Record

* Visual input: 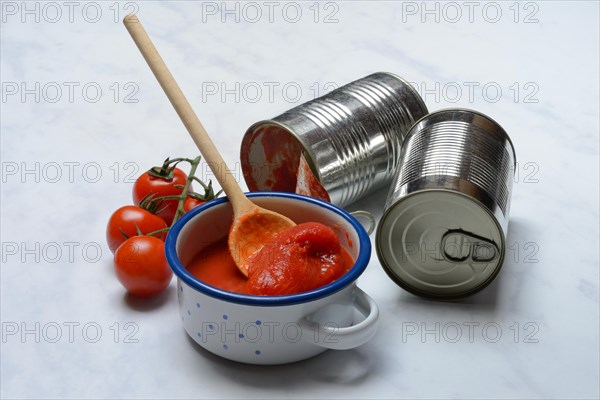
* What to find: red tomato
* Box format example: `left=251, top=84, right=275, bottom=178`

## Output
left=183, top=196, right=206, bottom=212
left=106, top=206, right=168, bottom=253
left=132, top=167, right=190, bottom=226
left=114, top=236, right=173, bottom=297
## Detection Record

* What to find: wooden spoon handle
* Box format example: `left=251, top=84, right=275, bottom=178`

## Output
left=123, top=14, right=252, bottom=214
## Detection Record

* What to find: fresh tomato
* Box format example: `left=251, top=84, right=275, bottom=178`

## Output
left=183, top=196, right=206, bottom=212
left=114, top=236, right=172, bottom=297
left=132, top=167, right=190, bottom=226
left=106, top=206, right=168, bottom=253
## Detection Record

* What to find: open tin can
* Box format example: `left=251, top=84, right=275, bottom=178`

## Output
left=376, top=109, right=516, bottom=300
left=240, top=72, right=428, bottom=207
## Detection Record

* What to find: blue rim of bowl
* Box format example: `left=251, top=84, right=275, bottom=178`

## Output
left=165, top=192, right=372, bottom=306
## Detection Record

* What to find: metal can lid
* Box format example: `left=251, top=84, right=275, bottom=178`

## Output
left=376, top=190, right=505, bottom=300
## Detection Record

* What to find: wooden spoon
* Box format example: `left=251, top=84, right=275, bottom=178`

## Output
left=123, top=14, right=295, bottom=276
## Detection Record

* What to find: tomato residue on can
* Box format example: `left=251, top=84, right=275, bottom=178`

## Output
left=240, top=125, right=330, bottom=202
left=295, top=153, right=330, bottom=203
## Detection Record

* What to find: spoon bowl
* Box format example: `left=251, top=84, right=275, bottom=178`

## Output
left=228, top=205, right=295, bottom=276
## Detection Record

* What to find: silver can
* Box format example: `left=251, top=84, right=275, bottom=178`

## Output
left=376, top=109, right=516, bottom=300
left=240, top=72, right=428, bottom=207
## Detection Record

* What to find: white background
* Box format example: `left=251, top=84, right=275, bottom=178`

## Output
left=1, top=1, right=599, bottom=399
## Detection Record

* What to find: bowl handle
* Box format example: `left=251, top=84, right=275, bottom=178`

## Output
left=298, top=286, right=379, bottom=350
left=349, top=210, right=376, bottom=235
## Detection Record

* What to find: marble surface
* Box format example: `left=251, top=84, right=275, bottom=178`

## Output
left=1, top=1, right=598, bottom=399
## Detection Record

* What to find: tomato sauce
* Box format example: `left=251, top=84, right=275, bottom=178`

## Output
left=345, top=231, right=354, bottom=249
left=187, top=239, right=249, bottom=294
left=186, top=223, right=354, bottom=296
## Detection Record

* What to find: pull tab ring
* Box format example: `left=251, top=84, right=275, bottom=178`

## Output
left=441, top=229, right=500, bottom=263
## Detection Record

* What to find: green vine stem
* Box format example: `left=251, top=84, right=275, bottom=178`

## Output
left=170, top=155, right=201, bottom=226
left=144, top=227, right=171, bottom=237
left=147, top=157, right=189, bottom=179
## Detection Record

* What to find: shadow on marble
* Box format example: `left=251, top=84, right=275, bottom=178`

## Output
left=505, top=217, right=536, bottom=241
left=183, top=333, right=378, bottom=387
left=122, top=286, right=175, bottom=312
left=498, top=217, right=540, bottom=285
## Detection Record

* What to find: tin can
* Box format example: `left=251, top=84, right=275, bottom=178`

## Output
left=376, top=109, right=516, bottom=300
left=240, top=72, right=428, bottom=207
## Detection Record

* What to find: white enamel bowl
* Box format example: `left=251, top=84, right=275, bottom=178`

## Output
left=165, top=192, right=379, bottom=365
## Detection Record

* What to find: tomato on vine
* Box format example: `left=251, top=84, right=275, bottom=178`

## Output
left=107, top=155, right=221, bottom=299
left=133, top=159, right=191, bottom=226
left=106, top=206, right=168, bottom=253
left=114, top=236, right=172, bottom=297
